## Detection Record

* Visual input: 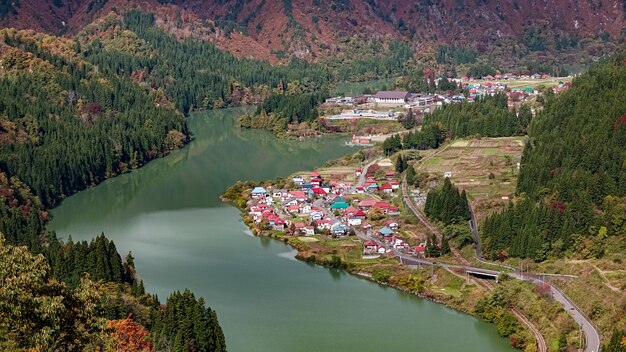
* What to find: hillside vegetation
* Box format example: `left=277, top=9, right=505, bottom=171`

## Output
left=83, top=10, right=331, bottom=114
left=482, top=54, right=626, bottom=261
left=1, top=0, right=623, bottom=76
left=0, top=29, right=188, bottom=208
left=0, top=29, right=226, bottom=351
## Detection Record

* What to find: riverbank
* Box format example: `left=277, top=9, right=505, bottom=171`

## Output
left=51, top=109, right=516, bottom=352
left=221, top=150, right=537, bottom=350
left=222, top=140, right=608, bottom=351
left=237, top=109, right=405, bottom=140
left=235, top=201, right=484, bottom=318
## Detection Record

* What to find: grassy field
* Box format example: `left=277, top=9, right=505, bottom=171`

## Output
left=527, top=237, right=626, bottom=343
left=315, top=166, right=359, bottom=183
left=416, top=136, right=526, bottom=221
left=504, top=77, right=572, bottom=89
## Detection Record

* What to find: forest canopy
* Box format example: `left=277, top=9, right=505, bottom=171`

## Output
left=482, top=55, right=626, bottom=260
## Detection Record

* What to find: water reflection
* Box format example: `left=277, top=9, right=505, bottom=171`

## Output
left=49, top=107, right=515, bottom=352
left=51, top=107, right=355, bottom=230
left=259, top=236, right=272, bottom=249
left=328, top=268, right=342, bottom=282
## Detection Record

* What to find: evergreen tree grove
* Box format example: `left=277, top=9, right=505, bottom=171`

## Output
left=481, top=55, right=626, bottom=260
left=424, top=178, right=471, bottom=225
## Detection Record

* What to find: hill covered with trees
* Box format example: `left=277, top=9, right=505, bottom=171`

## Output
left=382, top=94, right=527, bottom=156
left=424, top=94, right=531, bottom=138
left=1, top=0, right=622, bottom=78
left=82, top=10, right=331, bottom=114
left=0, top=29, right=226, bottom=351
left=0, top=29, right=189, bottom=208
left=0, top=236, right=226, bottom=351
left=481, top=55, right=626, bottom=261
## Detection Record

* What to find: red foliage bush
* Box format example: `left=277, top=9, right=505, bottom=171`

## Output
left=611, top=114, right=626, bottom=129
left=81, top=102, right=102, bottom=115
left=535, top=283, right=552, bottom=298
left=549, top=200, right=567, bottom=214
left=107, top=316, right=153, bottom=352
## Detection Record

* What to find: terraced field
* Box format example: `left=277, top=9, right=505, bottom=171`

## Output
left=417, top=137, right=526, bottom=221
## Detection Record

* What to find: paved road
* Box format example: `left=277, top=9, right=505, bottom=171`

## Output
left=400, top=177, right=602, bottom=352
left=314, top=161, right=601, bottom=352
left=517, top=274, right=602, bottom=352
left=468, top=202, right=517, bottom=271
left=400, top=177, right=469, bottom=265
left=356, top=158, right=382, bottom=187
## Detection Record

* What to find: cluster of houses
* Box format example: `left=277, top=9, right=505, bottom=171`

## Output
left=324, top=72, right=570, bottom=118
left=326, top=81, right=565, bottom=120
left=551, top=81, right=571, bottom=94
left=325, top=89, right=492, bottom=114
left=362, top=221, right=428, bottom=258
left=466, top=82, right=507, bottom=98
left=325, top=91, right=440, bottom=109
left=246, top=169, right=423, bottom=258
left=474, top=73, right=552, bottom=81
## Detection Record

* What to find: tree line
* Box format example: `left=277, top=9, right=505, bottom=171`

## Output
left=239, top=92, right=327, bottom=132
left=384, top=94, right=528, bottom=156
left=424, top=93, right=530, bottom=138
left=0, top=236, right=226, bottom=351
left=84, top=10, right=331, bottom=114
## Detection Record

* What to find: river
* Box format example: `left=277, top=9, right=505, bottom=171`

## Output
left=49, top=107, right=514, bottom=352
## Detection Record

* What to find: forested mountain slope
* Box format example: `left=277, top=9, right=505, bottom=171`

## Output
left=1, top=0, right=624, bottom=74
left=482, top=54, right=626, bottom=260
left=0, top=29, right=189, bottom=207
left=0, top=28, right=227, bottom=350
left=80, top=10, right=331, bottom=113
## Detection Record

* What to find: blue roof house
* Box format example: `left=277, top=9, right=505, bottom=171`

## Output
left=378, top=226, right=395, bottom=236
left=251, top=187, right=268, bottom=198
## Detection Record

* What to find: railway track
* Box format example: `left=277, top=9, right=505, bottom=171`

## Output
left=401, top=176, right=547, bottom=352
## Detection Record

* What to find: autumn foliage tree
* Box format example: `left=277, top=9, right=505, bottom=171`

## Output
left=0, top=235, right=107, bottom=351
left=107, top=316, right=153, bottom=352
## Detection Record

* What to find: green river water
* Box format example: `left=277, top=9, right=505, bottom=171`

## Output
left=49, top=107, right=514, bottom=352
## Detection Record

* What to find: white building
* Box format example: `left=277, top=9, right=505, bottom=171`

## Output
left=373, top=91, right=409, bottom=105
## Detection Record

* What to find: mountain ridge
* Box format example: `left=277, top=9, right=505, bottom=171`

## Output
left=2, top=0, right=624, bottom=69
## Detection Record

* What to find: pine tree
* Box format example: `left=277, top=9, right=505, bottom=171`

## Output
left=407, top=164, right=416, bottom=185
left=441, top=236, right=451, bottom=255
left=395, top=155, right=407, bottom=172
left=425, top=233, right=440, bottom=258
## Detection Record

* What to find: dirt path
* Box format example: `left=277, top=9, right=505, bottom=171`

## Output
left=592, top=264, right=622, bottom=292
left=512, top=308, right=548, bottom=352
left=401, top=176, right=469, bottom=266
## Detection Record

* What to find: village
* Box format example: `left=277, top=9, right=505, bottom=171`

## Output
left=324, top=75, right=572, bottom=118
left=244, top=164, right=432, bottom=260
left=321, top=74, right=571, bottom=146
